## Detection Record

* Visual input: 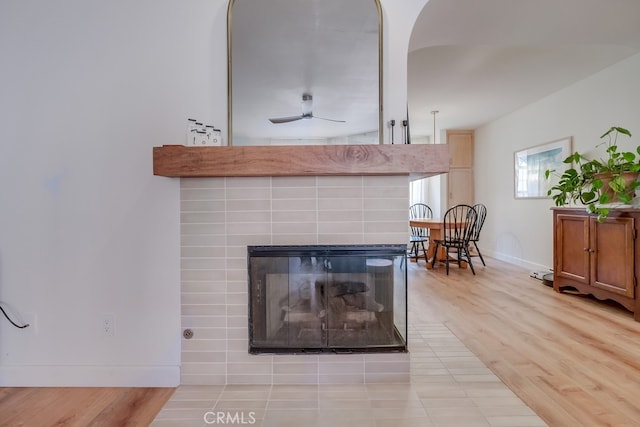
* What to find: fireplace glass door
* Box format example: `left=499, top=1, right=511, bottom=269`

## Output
left=248, top=245, right=407, bottom=354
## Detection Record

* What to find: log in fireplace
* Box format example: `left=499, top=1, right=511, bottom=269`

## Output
left=248, top=245, right=408, bottom=354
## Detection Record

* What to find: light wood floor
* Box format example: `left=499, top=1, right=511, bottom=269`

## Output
left=0, top=387, right=173, bottom=426
left=1, top=257, right=639, bottom=426
left=411, top=258, right=640, bottom=427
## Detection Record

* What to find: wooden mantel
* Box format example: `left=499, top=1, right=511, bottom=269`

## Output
left=153, top=144, right=450, bottom=178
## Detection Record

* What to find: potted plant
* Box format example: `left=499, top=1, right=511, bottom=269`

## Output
left=545, top=126, right=640, bottom=221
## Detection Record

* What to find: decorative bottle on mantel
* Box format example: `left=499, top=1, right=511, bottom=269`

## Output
left=185, top=118, right=197, bottom=146
left=185, top=118, right=223, bottom=146
left=205, top=125, right=223, bottom=146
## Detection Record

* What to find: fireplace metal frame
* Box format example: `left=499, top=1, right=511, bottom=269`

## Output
left=247, top=244, right=408, bottom=354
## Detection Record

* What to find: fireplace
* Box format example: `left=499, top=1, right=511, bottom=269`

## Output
left=179, top=175, right=414, bottom=385
left=248, top=244, right=407, bottom=354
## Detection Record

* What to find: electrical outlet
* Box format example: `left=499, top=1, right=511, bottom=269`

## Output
left=102, top=314, right=115, bottom=337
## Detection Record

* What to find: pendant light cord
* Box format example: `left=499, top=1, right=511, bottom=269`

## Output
left=431, top=110, right=439, bottom=144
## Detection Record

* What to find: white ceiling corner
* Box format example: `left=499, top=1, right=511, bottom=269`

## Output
left=407, top=0, right=640, bottom=137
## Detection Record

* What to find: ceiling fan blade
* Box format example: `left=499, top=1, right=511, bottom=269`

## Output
left=313, top=116, right=346, bottom=123
left=269, top=94, right=346, bottom=124
left=269, top=115, right=304, bottom=124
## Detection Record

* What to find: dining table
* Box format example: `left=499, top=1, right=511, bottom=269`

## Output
left=409, top=217, right=467, bottom=269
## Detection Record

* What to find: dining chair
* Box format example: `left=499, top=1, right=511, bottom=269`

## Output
left=408, top=203, right=432, bottom=263
left=469, top=203, right=487, bottom=266
left=431, top=204, right=478, bottom=275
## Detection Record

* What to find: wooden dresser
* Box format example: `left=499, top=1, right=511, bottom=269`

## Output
left=552, top=207, right=640, bottom=321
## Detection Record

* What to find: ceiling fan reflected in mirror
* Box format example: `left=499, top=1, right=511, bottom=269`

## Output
left=268, top=94, right=346, bottom=124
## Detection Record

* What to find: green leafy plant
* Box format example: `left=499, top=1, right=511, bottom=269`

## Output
left=545, top=126, right=640, bottom=221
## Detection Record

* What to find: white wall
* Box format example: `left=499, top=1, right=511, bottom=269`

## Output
left=475, top=53, right=640, bottom=271
left=0, top=0, right=428, bottom=386
left=0, top=0, right=229, bottom=386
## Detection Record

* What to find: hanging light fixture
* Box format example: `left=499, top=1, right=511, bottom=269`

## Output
left=431, top=110, right=439, bottom=144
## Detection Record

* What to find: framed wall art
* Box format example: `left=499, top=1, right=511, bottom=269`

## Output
left=514, top=137, right=572, bottom=199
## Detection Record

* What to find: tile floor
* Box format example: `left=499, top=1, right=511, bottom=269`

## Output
left=152, top=323, right=547, bottom=427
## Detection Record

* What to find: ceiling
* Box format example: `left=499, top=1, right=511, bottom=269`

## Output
left=408, top=0, right=640, bottom=138
left=229, top=0, right=640, bottom=143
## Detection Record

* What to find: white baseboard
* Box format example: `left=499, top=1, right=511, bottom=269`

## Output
left=0, top=365, right=180, bottom=387
left=484, top=249, right=552, bottom=272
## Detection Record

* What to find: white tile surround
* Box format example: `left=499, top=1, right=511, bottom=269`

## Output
left=180, top=175, right=411, bottom=385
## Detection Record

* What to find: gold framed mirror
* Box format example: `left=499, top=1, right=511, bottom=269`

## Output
left=227, top=0, right=382, bottom=146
